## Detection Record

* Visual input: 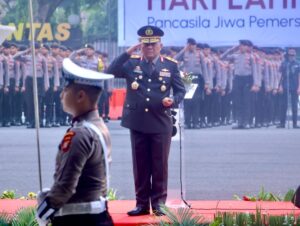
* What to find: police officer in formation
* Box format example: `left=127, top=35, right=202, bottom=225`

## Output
left=40, top=43, right=60, bottom=127
left=13, top=42, right=49, bottom=128
left=174, top=38, right=204, bottom=129
left=1, top=42, right=21, bottom=127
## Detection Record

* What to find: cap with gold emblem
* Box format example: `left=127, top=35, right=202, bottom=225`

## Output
left=137, top=25, right=164, bottom=44
left=62, top=58, right=114, bottom=88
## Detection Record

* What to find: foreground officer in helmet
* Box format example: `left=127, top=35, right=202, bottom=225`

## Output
left=107, top=25, right=186, bottom=216
left=37, top=58, right=114, bottom=226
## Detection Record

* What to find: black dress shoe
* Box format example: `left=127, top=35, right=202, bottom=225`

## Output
left=244, top=124, right=250, bottom=129
left=3, top=122, right=11, bottom=127
left=193, top=124, right=201, bottom=129
left=45, top=122, right=52, bottom=128
left=232, top=125, right=244, bottom=129
left=206, top=123, right=212, bottom=128
left=127, top=207, right=150, bottom=216
left=293, top=125, right=300, bottom=129
left=276, top=124, right=285, bottom=128
left=184, top=124, right=192, bottom=129
left=152, top=208, right=165, bottom=216
left=27, top=124, right=35, bottom=129
left=255, top=123, right=262, bottom=128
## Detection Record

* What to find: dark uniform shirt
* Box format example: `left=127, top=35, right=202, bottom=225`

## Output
left=106, top=52, right=186, bottom=134
left=280, top=59, right=300, bottom=91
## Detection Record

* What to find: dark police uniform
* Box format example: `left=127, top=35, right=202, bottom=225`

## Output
left=106, top=25, right=186, bottom=215
left=0, top=56, right=5, bottom=127
left=279, top=56, right=300, bottom=128
left=37, top=58, right=113, bottom=226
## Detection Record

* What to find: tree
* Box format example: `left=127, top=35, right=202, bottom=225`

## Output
left=84, top=0, right=118, bottom=42
left=0, top=0, right=118, bottom=44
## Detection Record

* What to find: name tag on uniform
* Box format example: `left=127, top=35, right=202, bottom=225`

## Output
left=159, top=68, right=171, bottom=77
left=133, top=66, right=142, bottom=74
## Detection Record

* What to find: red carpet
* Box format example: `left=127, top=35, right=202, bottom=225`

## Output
left=1, top=199, right=300, bottom=225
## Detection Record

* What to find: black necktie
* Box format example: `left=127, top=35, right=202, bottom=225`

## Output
left=147, top=61, right=153, bottom=75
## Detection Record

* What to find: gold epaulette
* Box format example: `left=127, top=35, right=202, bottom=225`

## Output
left=164, top=56, right=178, bottom=64
left=130, top=54, right=141, bottom=59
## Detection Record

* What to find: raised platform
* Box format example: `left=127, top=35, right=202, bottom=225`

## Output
left=1, top=199, right=300, bottom=225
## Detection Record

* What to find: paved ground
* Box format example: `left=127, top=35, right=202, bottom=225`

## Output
left=0, top=121, right=299, bottom=201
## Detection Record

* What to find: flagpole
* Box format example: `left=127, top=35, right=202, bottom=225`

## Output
left=28, top=0, right=43, bottom=191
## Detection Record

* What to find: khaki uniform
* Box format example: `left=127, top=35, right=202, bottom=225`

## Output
left=47, top=110, right=111, bottom=208
left=45, top=55, right=59, bottom=125
left=2, top=54, right=21, bottom=126
left=175, top=49, right=204, bottom=128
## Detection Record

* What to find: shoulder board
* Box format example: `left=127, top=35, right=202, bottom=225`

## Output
left=130, top=54, right=141, bottom=59
left=164, top=56, right=178, bottom=64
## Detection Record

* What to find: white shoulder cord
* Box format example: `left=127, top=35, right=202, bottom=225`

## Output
left=82, top=121, right=110, bottom=193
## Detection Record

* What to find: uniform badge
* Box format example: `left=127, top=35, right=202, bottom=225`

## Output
left=61, top=131, right=76, bottom=152
left=134, top=66, right=142, bottom=74
left=161, top=84, right=167, bottom=92
left=131, top=81, right=139, bottom=90
left=159, top=68, right=171, bottom=77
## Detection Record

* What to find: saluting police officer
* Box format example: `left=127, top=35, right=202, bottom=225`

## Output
left=41, top=44, right=60, bottom=127
left=221, top=40, right=259, bottom=129
left=14, top=43, right=49, bottom=128
left=36, top=58, right=113, bottom=226
left=106, top=25, right=186, bottom=216
left=2, top=42, right=21, bottom=127
left=174, top=38, right=204, bottom=129
left=51, top=43, right=66, bottom=126
left=70, top=44, right=99, bottom=71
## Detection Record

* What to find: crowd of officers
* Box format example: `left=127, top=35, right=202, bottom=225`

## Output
left=0, top=38, right=299, bottom=130
left=0, top=42, right=111, bottom=128
left=162, top=38, right=300, bottom=129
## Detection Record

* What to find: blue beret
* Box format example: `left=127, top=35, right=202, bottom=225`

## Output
left=59, top=45, right=67, bottom=51
left=2, top=41, right=11, bottom=48
left=239, top=40, right=252, bottom=47
left=187, top=38, right=196, bottom=45
left=50, top=43, right=60, bottom=49
left=34, top=42, right=41, bottom=49
left=202, top=43, right=210, bottom=49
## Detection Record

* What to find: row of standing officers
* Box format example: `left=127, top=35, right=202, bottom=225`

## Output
left=1, top=39, right=299, bottom=129
left=172, top=38, right=300, bottom=129
left=0, top=42, right=111, bottom=128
